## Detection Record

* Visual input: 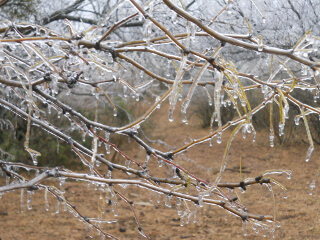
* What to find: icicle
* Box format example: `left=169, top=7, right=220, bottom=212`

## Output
left=257, top=35, right=264, bottom=51
left=180, top=212, right=186, bottom=226
left=72, top=209, right=79, bottom=218
left=193, top=204, right=198, bottom=223
left=313, top=40, right=319, bottom=52
left=157, top=158, right=163, bottom=167
left=104, top=131, right=111, bottom=154
left=63, top=201, right=68, bottom=211
left=190, top=23, right=196, bottom=39
left=242, top=220, right=248, bottom=237
left=33, top=109, right=40, bottom=119
left=107, top=169, right=112, bottom=179
left=168, top=109, right=174, bottom=122
left=309, top=180, right=316, bottom=195
left=59, top=177, right=66, bottom=193
left=252, top=223, right=260, bottom=234
left=278, top=123, right=285, bottom=136
left=6, top=176, right=10, bottom=185
left=0, top=41, right=4, bottom=61
left=301, top=65, right=308, bottom=76
left=112, top=199, right=118, bottom=217
left=125, top=160, right=131, bottom=169
left=57, top=140, right=60, bottom=154
left=56, top=200, right=60, bottom=214
left=155, top=96, right=161, bottom=109
left=165, top=194, right=172, bottom=208
left=27, top=191, right=33, bottom=210
left=283, top=191, right=288, bottom=200
left=44, top=188, right=49, bottom=211
left=197, top=194, right=204, bottom=208
left=242, top=124, right=248, bottom=139
left=305, top=146, right=314, bottom=162
left=157, top=192, right=162, bottom=204
left=91, top=131, right=98, bottom=171
left=113, top=108, right=117, bottom=117
left=166, top=60, right=171, bottom=77
left=294, top=116, right=300, bottom=126
left=123, top=85, right=128, bottom=97
left=176, top=197, right=182, bottom=215
left=262, top=17, right=266, bottom=24
left=144, top=154, right=150, bottom=168
left=26, top=148, right=41, bottom=165
left=47, top=104, right=51, bottom=115
left=182, top=61, right=210, bottom=123
left=216, top=131, right=222, bottom=144
left=252, top=131, right=256, bottom=142
left=181, top=109, right=188, bottom=124
left=138, top=227, right=147, bottom=238
left=21, top=189, right=25, bottom=212
left=284, top=105, right=290, bottom=119
left=168, top=54, right=188, bottom=120
left=269, top=133, right=275, bottom=147
left=186, top=211, right=192, bottom=224
left=227, top=1, right=233, bottom=14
